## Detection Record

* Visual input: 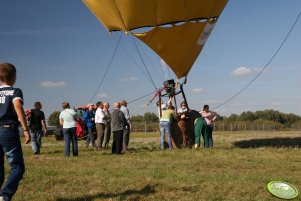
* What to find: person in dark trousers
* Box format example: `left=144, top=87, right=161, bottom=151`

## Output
left=29, top=101, right=47, bottom=154
left=120, top=100, right=131, bottom=152
left=0, top=63, right=31, bottom=201
left=111, top=102, right=127, bottom=154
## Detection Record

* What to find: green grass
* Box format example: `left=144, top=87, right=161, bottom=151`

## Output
left=5, top=131, right=301, bottom=200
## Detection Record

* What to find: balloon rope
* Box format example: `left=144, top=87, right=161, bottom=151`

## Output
left=212, top=11, right=301, bottom=110
left=88, top=33, right=122, bottom=103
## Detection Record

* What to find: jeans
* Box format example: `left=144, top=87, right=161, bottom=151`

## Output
left=63, top=127, right=78, bottom=157
left=207, top=126, right=213, bottom=147
left=160, top=121, right=172, bottom=149
left=0, top=127, right=25, bottom=200
left=30, top=130, right=42, bottom=154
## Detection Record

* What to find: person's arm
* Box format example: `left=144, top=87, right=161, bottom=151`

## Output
left=13, top=99, right=31, bottom=144
left=83, top=111, right=88, bottom=121
left=41, top=119, right=47, bottom=134
left=119, top=111, right=128, bottom=126
left=59, top=112, right=64, bottom=126
left=41, top=111, right=47, bottom=135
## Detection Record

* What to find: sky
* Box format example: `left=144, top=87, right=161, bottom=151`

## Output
left=0, top=0, right=301, bottom=119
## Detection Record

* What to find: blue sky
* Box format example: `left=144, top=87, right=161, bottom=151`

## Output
left=1, top=0, right=301, bottom=119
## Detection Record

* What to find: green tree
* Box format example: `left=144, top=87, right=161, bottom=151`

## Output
left=48, top=111, right=61, bottom=126
left=144, top=112, right=159, bottom=122
left=131, top=115, right=144, bottom=122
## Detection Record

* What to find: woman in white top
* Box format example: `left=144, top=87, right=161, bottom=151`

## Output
left=59, top=102, right=78, bottom=157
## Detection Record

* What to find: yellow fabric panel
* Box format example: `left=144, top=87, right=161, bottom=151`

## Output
left=83, top=0, right=125, bottom=31
left=83, top=0, right=228, bottom=31
left=133, top=22, right=215, bottom=79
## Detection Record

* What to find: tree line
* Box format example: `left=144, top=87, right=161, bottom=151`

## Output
left=221, top=109, right=301, bottom=127
left=47, top=109, right=301, bottom=131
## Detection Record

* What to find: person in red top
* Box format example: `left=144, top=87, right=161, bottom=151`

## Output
left=200, top=105, right=218, bottom=147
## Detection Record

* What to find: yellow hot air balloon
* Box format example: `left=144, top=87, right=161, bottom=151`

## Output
left=82, top=0, right=228, bottom=79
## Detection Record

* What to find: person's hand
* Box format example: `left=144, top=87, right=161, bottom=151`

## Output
left=44, top=130, right=48, bottom=136
left=24, top=130, right=31, bottom=144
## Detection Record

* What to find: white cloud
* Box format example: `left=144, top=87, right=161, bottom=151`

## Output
left=192, top=88, right=204, bottom=93
left=231, top=67, right=252, bottom=76
left=231, top=66, right=267, bottom=77
left=97, top=93, right=108, bottom=98
left=119, top=77, right=138, bottom=82
left=40, top=81, right=66, bottom=88
left=271, top=102, right=283, bottom=106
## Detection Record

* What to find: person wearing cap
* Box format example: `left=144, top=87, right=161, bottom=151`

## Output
left=0, top=63, right=31, bottom=201
left=200, top=105, right=218, bottom=147
left=83, top=103, right=95, bottom=148
left=29, top=101, right=47, bottom=154
left=59, top=102, right=79, bottom=157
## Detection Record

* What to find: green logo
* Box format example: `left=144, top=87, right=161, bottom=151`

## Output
left=267, top=181, right=299, bottom=199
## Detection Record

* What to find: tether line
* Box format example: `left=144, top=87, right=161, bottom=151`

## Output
left=212, top=11, right=301, bottom=110
left=130, top=35, right=158, bottom=90
left=88, top=33, right=122, bottom=103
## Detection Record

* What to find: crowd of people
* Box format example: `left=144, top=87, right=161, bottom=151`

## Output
left=58, top=100, right=131, bottom=157
left=158, top=98, right=219, bottom=150
left=0, top=62, right=219, bottom=201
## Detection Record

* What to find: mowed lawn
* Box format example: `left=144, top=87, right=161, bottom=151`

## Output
left=7, top=131, right=301, bottom=201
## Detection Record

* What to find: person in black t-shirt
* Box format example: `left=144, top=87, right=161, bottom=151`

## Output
left=30, top=101, right=47, bottom=154
left=0, top=63, right=31, bottom=201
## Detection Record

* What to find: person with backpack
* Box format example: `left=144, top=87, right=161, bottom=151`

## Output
left=29, top=101, right=47, bottom=154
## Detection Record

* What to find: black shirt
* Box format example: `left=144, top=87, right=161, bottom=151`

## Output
left=30, top=109, right=45, bottom=131
left=0, top=86, right=23, bottom=125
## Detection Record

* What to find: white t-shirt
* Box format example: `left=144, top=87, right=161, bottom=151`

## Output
left=59, top=109, right=77, bottom=128
left=95, top=108, right=106, bottom=125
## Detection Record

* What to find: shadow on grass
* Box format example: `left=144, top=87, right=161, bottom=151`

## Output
left=56, top=184, right=156, bottom=201
left=233, top=137, right=301, bottom=148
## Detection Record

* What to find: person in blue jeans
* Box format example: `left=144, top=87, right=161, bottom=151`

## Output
left=159, top=105, right=176, bottom=149
left=59, top=102, right=78, bottom=157
left=0, top=63, right=31, bottom=201
left=29, top=101, right=47, bottom=154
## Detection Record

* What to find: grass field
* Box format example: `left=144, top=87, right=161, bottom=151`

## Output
left=6, top=131, right=301, bottom=201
